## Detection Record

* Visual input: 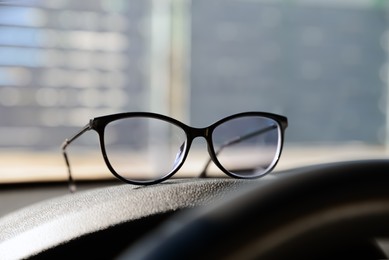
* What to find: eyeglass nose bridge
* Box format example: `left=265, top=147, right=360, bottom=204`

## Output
left=184, top=126, right=216, bottom=156
left=186, top=126, right=217, bottom=157
left=185, top=126, right=222, bottom=178
left=187, top=126, right=212, bottom=141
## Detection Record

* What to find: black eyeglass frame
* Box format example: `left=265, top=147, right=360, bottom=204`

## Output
left=62, top=111, right=288, bottom=191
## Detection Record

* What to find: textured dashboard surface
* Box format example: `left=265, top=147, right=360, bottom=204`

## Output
left=0, top=178, right=257, bottom=259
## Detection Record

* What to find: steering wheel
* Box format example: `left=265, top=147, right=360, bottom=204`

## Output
left=121, top=160, right=389, bottom=259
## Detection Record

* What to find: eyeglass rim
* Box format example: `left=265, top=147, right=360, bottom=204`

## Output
left=209, top=117, right=284, bottom=180
left=92, top=111, right=288, bottom=130
left=88, top=111, right=288, bottom=185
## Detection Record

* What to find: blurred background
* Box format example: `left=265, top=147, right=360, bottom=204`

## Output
left=0, top=0, right=388, bottom=182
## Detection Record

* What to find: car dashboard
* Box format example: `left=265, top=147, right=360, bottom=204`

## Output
left=1, top=160, right=389, bottom=259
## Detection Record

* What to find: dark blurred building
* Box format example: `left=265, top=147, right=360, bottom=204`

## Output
left=190, top=0, right=388, bottom=144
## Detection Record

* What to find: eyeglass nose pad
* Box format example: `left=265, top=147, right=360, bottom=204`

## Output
left=172, top=141, right=186, bottom=169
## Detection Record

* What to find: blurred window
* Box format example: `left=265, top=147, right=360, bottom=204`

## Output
left=0, top=0, right=388, bottom=182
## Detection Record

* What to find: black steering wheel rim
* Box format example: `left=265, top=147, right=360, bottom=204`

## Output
left=121, top=159, right=389, bottom=260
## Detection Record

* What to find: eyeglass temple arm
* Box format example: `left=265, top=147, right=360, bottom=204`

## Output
left=199, top=124, right=278, bottom=178
left=61, top=121, right=93, bottom=193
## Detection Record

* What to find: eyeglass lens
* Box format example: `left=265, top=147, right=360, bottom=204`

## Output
left=103, top=117, right=187, bottom=183
left=212, top=116, right=281, bottom=178
left=102, top=115, right=281, bottom=183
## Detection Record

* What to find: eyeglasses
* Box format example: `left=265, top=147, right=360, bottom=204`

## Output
left=62, top=112, right=288, bottom=192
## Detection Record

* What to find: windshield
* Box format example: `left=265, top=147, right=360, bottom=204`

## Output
left=0, top=0, right=388, bottom=184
